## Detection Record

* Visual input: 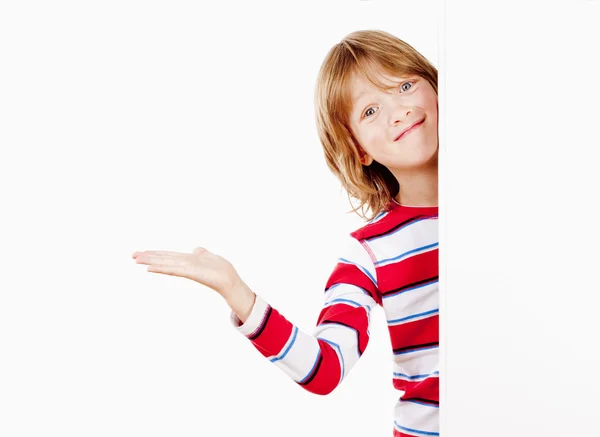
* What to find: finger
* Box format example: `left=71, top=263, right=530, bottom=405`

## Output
left=137, top=253, right=193, bottom=268
left=135, top=250, right=186, bottom=258
left=147, top=264, right=190, bottom=278
left=132, top=251, right=153, bottom=259
left=136, top=255, right=175, bottom=265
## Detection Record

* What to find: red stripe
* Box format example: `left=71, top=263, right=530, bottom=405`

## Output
left=351, top=204, right=437, bottom=241
left=389, top=315, right=438, bottom=351
left=301, top=339, right=341, bottom=395
left=394, top=431, right=419, bottom=437
left=394, top=376, right=439, bottom=402
left=378, top=249, right=438, bottom=293
left=249, top=307, right=293, bottom=358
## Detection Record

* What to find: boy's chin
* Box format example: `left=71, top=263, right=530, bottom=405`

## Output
left=389, top=149, right=438, bottom=172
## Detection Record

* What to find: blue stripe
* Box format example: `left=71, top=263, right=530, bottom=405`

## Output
left=369, top=215, right=438, bottom=242
left=370, top=210, right=388, bottom=223
left=394, top=344, right=438, bottom=355
left=394, top=422, right=439, bottom=436
left=270, top=326, right=298, bottom=363
left=325, top=283, right=343, bottom=292
left=325, top=283, right=375, bottom=299
left=393, top=370, right=439, bottom=380
left=388, top=308, right=439, bottom=325
left=298, top=350, right=321, bottom=384
left=326, top=298, right=362, bottom=307
left=338, top=258, right=378, bottom=286
left=375, top=242, right=438, bottom=266
left=383, top=279, right=438, bottom=299
left=318, top=338, right=344, bottom=382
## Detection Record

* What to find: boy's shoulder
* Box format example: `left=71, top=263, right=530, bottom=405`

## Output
left=350, top=202, right=438, bottom=242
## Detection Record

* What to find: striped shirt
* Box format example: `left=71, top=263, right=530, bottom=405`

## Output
left=231, top=202, right=439, bottom=436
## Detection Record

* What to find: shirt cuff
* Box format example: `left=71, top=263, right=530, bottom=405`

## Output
left=229, top=294, right=271, bottom=337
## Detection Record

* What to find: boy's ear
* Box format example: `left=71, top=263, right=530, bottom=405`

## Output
left=360, top=151, right=374, bottom=166
left=353, top=137, right=374, bottom=166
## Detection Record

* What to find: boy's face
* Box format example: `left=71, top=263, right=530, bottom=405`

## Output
left=348, top=72, right=438, bottom=173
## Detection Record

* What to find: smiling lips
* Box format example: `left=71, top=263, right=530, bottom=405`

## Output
left=394, top=119, right=425, bottom=141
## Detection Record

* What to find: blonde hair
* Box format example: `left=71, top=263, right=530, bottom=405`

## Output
left=314, top=30, right=438, bottom=221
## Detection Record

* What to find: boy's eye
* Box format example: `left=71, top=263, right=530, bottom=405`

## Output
left=400, top=81, right=414, bottom=93
left=364, top=107, right=378, bottom=117
left=400, top=81, right=414, bottom=92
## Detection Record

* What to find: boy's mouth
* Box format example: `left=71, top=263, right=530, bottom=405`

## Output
left=394, top=119, right=425, bottom=141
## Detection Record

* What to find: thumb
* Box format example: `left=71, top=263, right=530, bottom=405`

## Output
left=193, top=247, right=208, bottom=255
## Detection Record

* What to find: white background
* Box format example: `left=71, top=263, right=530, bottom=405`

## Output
left=443, top=0, right=600, bottom=435
left=0, top=1, right=437, bottom=436
left=1, top=0, right=599, bottom=436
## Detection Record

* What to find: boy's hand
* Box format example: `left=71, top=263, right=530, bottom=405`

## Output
left=132, top=247, right=242, bottom=301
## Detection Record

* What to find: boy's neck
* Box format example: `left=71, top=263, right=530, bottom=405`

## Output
left=393, top=162, right=438, bottom=207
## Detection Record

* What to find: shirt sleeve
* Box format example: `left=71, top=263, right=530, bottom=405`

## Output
left=230, top=235, right=381, bottom=395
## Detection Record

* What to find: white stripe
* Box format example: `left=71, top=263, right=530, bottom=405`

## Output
left=394, top=371, right=439, bottom=383
left=393, top=346, right=438, bottom=377
left=269, top=328, right=322, bottom=382
left=231, top=294, right=271, bottom=336
left=366, top=217, right=438, bottom=268
left=384, top=282, right=438, bottom=325
left=324, top=283, right=376, bottom=308
left=394, top=399, right=439, bottom=435
left=336, top=235, right=378, bottom=285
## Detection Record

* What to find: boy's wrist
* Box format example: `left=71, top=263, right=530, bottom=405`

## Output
left=224, top=279, right=256, bottom=324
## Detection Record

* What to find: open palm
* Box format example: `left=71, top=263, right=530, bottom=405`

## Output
left=132, top=247, right=242, bottom=299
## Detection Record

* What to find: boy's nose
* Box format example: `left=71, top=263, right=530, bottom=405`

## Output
left=389, top=108, right=413, bottom=126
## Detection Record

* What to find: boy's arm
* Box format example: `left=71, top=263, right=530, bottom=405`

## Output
left=229, top=236, right=380, bottom=395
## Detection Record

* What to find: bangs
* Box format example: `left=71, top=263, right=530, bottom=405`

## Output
left=353, top=52, right=411, bottom=91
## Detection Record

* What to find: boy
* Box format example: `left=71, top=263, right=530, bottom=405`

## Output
left=134, top=30, right=439, bottom=436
